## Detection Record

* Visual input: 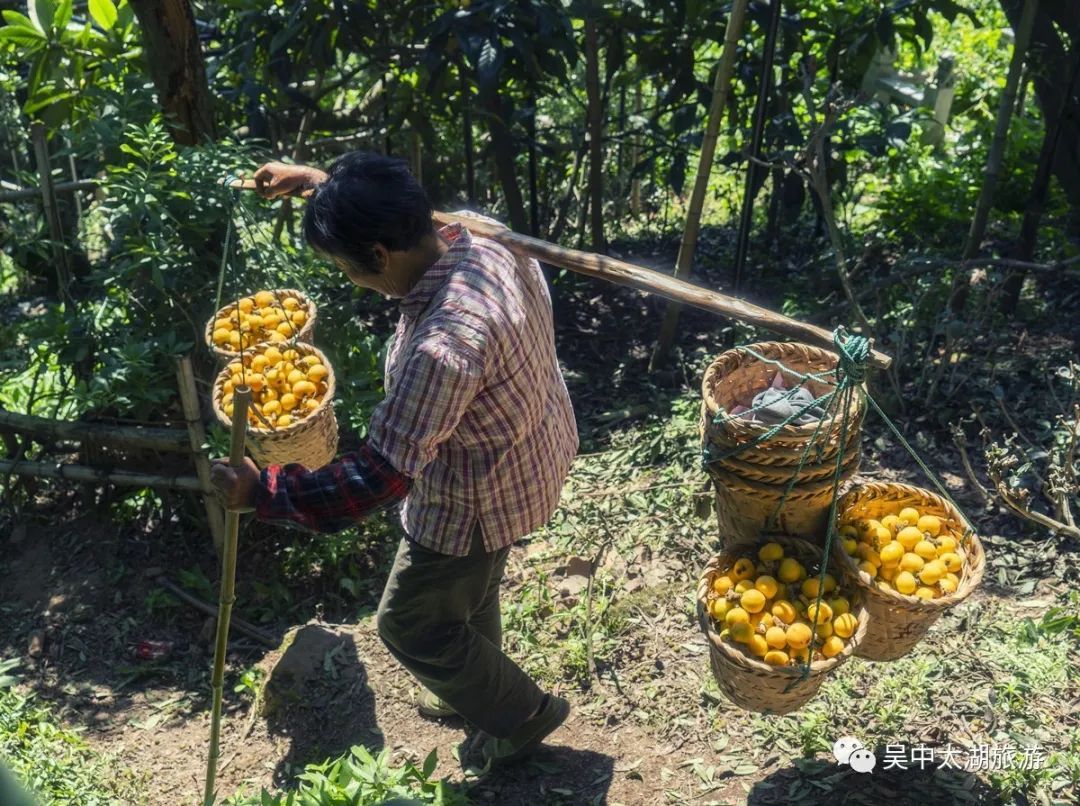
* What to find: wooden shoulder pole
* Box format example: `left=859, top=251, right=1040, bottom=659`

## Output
left=433, top=212, right=894, bottom=370
left=223, top=179, right=893, bottom=369
left=203, top=385, right=250, bottom=806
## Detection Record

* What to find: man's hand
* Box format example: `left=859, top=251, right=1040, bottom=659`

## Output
left=210, top=457, right=261, bottom=512
left=252, top=162, right=328, bottom=200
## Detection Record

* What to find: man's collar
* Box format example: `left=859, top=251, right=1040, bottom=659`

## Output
left=398, top=223, right=471, bottom=318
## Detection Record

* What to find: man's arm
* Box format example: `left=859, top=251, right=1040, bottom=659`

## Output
left=212, top=443, right=410, bottom=533
left=253, top=162, right=328, bottom=199
left=255, top=442, right=410, bottom=533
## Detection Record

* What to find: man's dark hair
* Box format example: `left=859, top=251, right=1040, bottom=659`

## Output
left=303, top=152, right=433, bottom=274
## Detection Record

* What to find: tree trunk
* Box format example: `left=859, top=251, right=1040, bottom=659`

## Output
left=460, top=58, right=476, bottom=206
left=129, top=0, right=216, bottom=145
left=1000, top=46, right=1080, bottom=313
left=585, top=14, right=605, bottom=252
left=952, top=0, right=1039, bottom=313
left=630, top=85, right=643, bottom=217
left=528, top=93, right=539, bottom=236
left=650, top=0, right=750, bottom=370
left=999, top=0, right=1080, bottom=229
left=962, top=0, right=1038, bottom=261
left=483, top=94, right=530, bottom=233
left=732, top=0, right=783, bottom=292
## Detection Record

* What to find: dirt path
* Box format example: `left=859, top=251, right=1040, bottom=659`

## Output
left=93, top=617, right=728, bottom=806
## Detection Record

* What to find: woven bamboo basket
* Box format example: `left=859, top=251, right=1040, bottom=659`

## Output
left=211, top=342, right=339, bottom=469
left=708, top=462, right=859, bottom=546
left=701, top=341, right=865, bottom=462
left=700, top=401, right=861, bottom=485
left=696, top=535, right=868, bottom=715
left=833, top=482, right=986, bottom=661
left=204, top=288, right=317, bottom=364
left=701, top=342, right=866, bottom=545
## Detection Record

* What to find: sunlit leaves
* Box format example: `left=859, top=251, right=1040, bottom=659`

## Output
left=89, top=0, right=119, bottom=31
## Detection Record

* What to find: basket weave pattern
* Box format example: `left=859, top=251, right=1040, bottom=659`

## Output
left=211, top=342, right=339, bottom=469
left=701, top=342, right=866, bottom=545
left=204, top=288, right=317, bottom=364
left=833, top=482, right=986, bottom=661
left=696, top=535, right=868, bottom=715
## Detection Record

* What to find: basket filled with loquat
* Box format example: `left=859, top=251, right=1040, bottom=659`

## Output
left=211, top=341, right=338, bottom=469
left=834, top=482, right=986, bottom=661
left=696, top=535, right=868, bottom=715
left=205, top=289, right=316, bottom=364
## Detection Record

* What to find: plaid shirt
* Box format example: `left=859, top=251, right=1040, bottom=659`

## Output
left=256, top=442, right=410, bottom=533
left=370, top=222, right=578, bottom=555
left=257, top=222, right=578, bottom=555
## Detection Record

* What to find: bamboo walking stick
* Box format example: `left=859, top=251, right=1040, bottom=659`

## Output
left=202, top=385, right=251, bottom=806
left=224, top=178, right=892, bottom=369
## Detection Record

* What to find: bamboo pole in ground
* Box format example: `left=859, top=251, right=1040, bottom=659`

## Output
left=224, top=179, right=893, bottom=369
left=650, top=0, right=750, bottom=370
left=0, top=459, right=203, bottom=490
left=203, top=385, right=251, bottom=806
left=176, top=357, right=227, bottom=557
left=30, top=122, right=72, bottom=302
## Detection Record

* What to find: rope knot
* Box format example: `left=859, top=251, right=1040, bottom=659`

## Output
left=833, top=326, right=869, bottom=387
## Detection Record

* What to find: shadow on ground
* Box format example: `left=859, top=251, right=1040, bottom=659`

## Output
left=748, top=754, right=1001, bottom=805
left=258, top=624, right=384, bottom=784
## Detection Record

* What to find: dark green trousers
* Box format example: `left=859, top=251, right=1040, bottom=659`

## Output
left=376, top=524, right=545, bottom=738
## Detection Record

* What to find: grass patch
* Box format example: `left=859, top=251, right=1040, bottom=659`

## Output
left=0, top=660, right=145, bottom=805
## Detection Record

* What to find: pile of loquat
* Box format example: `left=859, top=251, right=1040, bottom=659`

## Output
left=218, top=343, right=330, bottom=431
left=705, top=541, right=860, bottom=667
left=210, top=290, right=310, bottom=353
left=837, top=506, right=966, bottom=600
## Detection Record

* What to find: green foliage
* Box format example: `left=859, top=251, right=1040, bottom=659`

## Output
left=225, top=746, right=468, bottom=806
left=0, top=659, right=144, bottom=804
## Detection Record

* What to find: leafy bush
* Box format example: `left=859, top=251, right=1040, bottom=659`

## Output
left=225, top=745, right=468, bottom=806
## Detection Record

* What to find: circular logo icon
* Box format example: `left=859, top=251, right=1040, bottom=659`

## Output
left=849, top=747, right=877, bottom=774
left=832, top=736, right=864, bottom=765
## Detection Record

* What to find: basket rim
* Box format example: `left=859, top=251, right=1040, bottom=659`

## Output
left=832, top=481, right=986, bottom=613
left=211, top=340, right=336, bottom=436
left=696, top=534, right=869, bottom=678
left=204, top=288, right=317, bottom=361
left=701, top=341, right=865, bottom=440
left=704, top=460, right=859, bottom=499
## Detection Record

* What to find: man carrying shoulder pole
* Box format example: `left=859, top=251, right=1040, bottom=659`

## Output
left=211, top=152, right=578, bottom=767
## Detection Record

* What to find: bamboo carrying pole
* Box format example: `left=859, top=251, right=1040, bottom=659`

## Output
left=651, top=0, right=750, bottom=369
left=224, top=179, right=892, bottom=369
left=203, top=385, right=251, bottom=806
left=432, top=212, right=894, bottom=370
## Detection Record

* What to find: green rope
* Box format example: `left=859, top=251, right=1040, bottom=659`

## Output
left=214, top=176, right=238, bottom=316
left=864, top=394, right=973, bottom=539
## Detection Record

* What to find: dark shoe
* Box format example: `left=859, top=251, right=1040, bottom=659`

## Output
left=417, top=687, right=458, bottom=718
left=460, top=694, right=570, bottom=770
